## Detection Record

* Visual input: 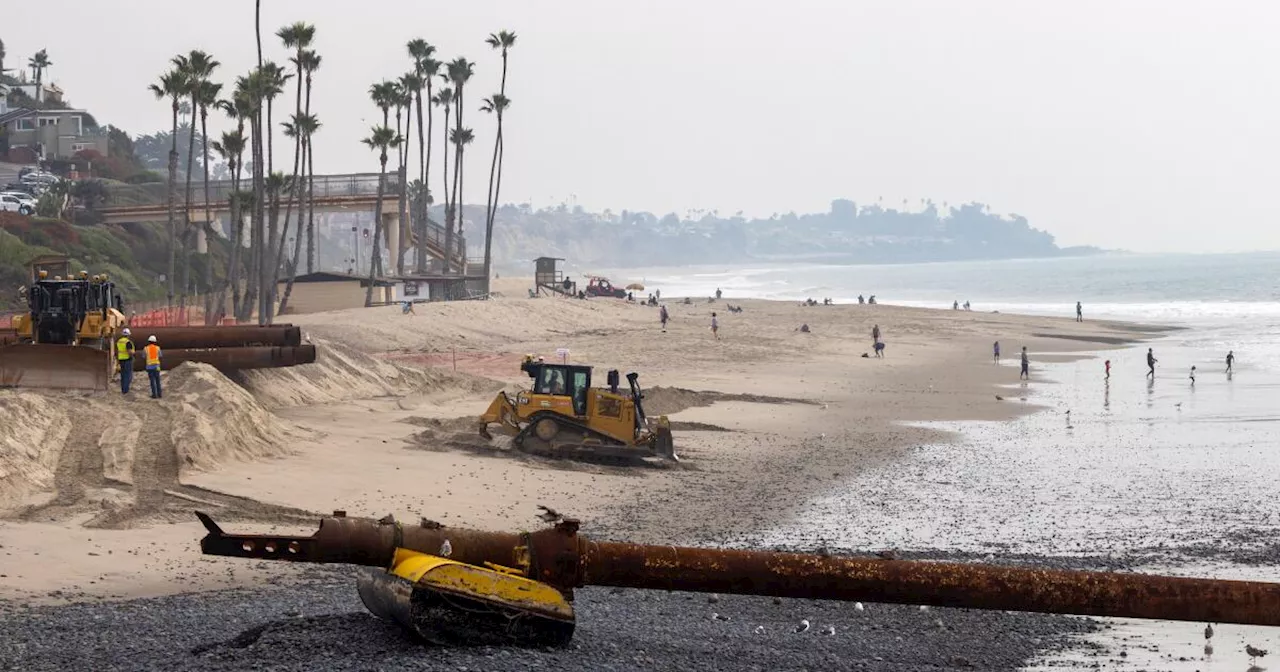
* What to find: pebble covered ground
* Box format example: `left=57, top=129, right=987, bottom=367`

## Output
left=0, top=566, right=1096, bottom=672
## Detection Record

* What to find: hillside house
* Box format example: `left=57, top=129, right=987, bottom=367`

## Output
left=0, top=107, right=108, bottom=163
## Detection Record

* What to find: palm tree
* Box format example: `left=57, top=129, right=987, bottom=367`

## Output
left=172, top=50, right=219, bottom=308
left=396, top=72, right=422, bottom=274
left=149, top=68, right=189, bottom=306
left=195, top=78, right=223, bottom=322
left=483, top=31, right=517, bottom=291
left=211, top=127, right=246, bottom=322
left=361, top=125, right=400, bottom=306
left=432, top=86, right=454, bottom=271
left=275, top=22, right=315, bottom=310
left=369, top=81, right=397, bottom=129
left=297, top=49, right=322, bottom=274
left=446, top=58, right=474, bottom=274
left=407, top=39, right=438, bottom=273
left=481, top=94, right=510, bottom=290
left=277, top=112, right=320, bottom=314
left=28, top=49, right=52, bottom=88
left=259, top=62, right=291, bottom=321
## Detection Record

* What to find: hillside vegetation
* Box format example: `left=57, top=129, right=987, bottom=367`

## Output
left=0, top=214, right=198, bottom=311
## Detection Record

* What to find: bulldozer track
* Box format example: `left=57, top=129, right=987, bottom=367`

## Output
left=513, top=413, right=658, bottom=467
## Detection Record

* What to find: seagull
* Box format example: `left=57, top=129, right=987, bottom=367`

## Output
left=754, top=625, right=765, bottom=634
left=854, top=602, right=865, bottom=611
left=1246, top=644, right=1268, bottom=663
left=536, top=505, right=563, bottom=524
left=995, top=395, right=1004, bottom=401
left=821, top=625, right=836, bottom=636
left=438, top=539, right=452, bottom=557
left=794, top=619, right=810, bottom=633
left=304, top=332, right=312, bottom=344
left=710, top=612, right=731, bottom=622
left=1204, top=623, right=1213, bottom=641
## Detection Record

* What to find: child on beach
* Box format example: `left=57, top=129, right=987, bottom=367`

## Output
left=1190, top=365, right=1196, bottom=385
left=993, top=341, right=1000, bottom=363
left=659, top=305, right=669, bottom=332
left=711, top=312, right=719, bottom=339
left=1105, top=360, right=1111, bottom=379
left=1020, top=347, right=1030, bottom=380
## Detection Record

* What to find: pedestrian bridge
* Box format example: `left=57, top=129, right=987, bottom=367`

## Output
left=98, top=173, right=463, bottom=267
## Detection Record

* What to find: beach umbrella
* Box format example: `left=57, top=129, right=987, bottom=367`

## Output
left=626, top=283, right=645, bottom=291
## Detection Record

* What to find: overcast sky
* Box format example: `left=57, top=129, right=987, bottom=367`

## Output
left=6, top=1, right=1278, bottom=253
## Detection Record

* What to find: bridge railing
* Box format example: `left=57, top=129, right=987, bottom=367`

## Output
left=103, top=173, right=394, bottom=209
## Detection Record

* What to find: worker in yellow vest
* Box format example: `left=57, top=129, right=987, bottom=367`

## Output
left=144, top=335, right=163, bottom=399
left=115, top=328, right=135, bottom=394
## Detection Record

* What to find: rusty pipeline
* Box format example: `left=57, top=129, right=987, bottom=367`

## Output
left=196, top=512, right=1280, bottom=626
left=130, top=325, right=302, bottom=348
left=131, top=345, right=316, bottom=372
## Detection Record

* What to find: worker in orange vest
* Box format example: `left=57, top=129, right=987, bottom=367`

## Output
left=144, top=335, right=163, bottom=399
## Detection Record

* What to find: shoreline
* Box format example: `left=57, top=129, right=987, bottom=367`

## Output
left=0, top=289, right=1201, bottom=671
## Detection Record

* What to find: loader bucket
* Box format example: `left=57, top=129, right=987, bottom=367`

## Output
left=0, top=344, right=112, bottom=391
left=356, top=548, right=575, bottom=647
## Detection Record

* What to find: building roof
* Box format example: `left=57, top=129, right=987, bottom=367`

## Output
left=0, top=107, right=88, bottom=125
left=279, top=271, right=396, bottom=287
left=0, top=108, right=33, bottom=125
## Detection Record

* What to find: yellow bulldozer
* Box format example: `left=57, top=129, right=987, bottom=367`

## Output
left=479, top=356, right=677, bottom=462
left=1, top=269, right=127, bottom=390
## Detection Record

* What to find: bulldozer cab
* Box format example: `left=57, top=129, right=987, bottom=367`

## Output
left=531, top=364, right=590, bottom=416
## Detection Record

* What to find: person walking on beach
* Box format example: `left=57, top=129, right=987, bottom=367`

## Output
left=872, top=324, right=881, bottom=345
left=1146, top=348, right=1157, bottom=378
left=659, top=305, right=669, bottom=332
left=144, top=335, right=163, bottom=399
left=1076, top=302, right=1083, bottom=322
left=1226, top=350, right=1235, bottom=373
left=1190, top=365, right=1197, bottom=385
left=1105, top=359, right=1111, bottom=379
left=1020, top=346, right=1030, bottom=380
left=993, top=340, right=1000, bottom=363
left=711, top=312, right=719, bottom=339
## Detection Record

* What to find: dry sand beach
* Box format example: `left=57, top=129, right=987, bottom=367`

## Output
left=0, top=280, right=1193, bottom=670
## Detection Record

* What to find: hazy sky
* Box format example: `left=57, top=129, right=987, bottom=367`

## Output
left=6, top=1, right=1279, bottom=253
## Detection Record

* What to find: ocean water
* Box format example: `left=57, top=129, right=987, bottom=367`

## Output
left=614, top=252, right=1280, bottom=373
left=621, top=253, right=1280, bottom=670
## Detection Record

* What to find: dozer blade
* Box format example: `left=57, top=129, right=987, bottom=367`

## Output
left=356, top=548, right=575, bottom=647
left=0, top=344, right=111, bottom=391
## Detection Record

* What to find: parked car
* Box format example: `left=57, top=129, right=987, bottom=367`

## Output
left=0, top=194, right=34, bottom=215
left=0, top=191, right=36, bottom=208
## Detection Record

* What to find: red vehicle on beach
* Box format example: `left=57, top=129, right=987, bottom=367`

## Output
left=585, top=276, right=627, bottom=298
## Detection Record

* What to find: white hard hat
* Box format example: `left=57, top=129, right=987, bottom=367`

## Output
left=148, top=335, right=157, bottom=343
left=122, top=328, right=131, bottom=336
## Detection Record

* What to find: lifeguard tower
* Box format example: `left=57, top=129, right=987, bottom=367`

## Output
left=534, top=257, right=576, bottom=296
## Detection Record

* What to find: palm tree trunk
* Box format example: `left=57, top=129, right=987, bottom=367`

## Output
left=200, top=107, right=215, bottom=324
left=279, top=136, right=309, bottom=315
left=166, top=102, right=179, bottom=307
left=254, top=113, right=268, bottom=324
left=483, top=123, right=501, bottom=291
left=366, top=152, right=388, bottom=307
left=272, top=118, right=304, bottom=311
left=397, top=104, right=411, bottom=276
left=414, top=89, right=427, bottom=273
left=304, top=72, right=316, bottom=274
left=440, top=105, right=451, bottom=274
left=181, top=108, right=198, bottom=308
left=220, top=153, right=242, bottom=323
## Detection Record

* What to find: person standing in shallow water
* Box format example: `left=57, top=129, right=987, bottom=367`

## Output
left=1076, top=302, right=1083, bottom=322
left=1020, top=346, right=1030, bottom=380
left=1226, top=350, right=1235, bottom=373
left=1146, top=348, right=1157, bottom=378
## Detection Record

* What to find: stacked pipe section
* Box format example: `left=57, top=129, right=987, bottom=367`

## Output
left=125, top=324, right=316, bottom=372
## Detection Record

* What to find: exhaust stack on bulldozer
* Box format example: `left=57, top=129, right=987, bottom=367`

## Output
left=478, top=355, right=676, bottom=462
left=197, top=510, right=1280, bottom=648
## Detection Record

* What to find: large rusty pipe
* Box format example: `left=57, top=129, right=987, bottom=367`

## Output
left=131, top=345, right=316, bottom=371
left=131, top=325, right=302, bottom=348
left=196, top=513, right=1280, bottom=627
